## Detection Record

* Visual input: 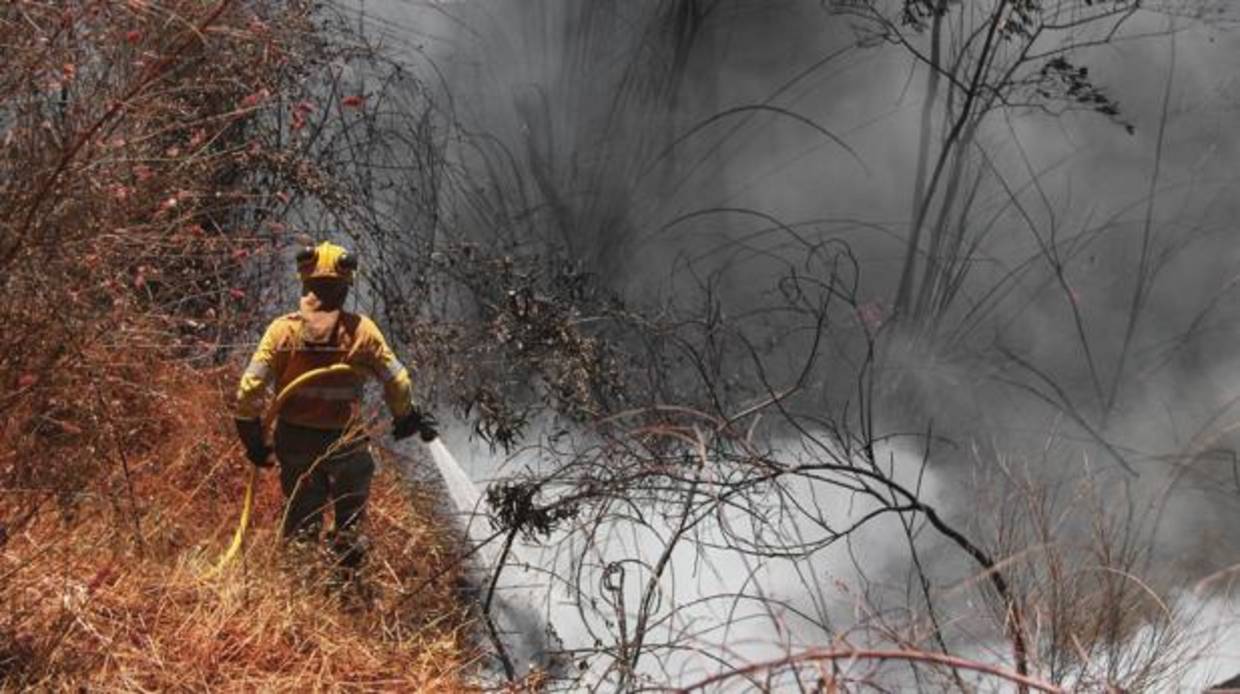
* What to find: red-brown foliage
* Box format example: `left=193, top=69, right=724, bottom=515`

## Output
left=0, top=2, right=475, bottom=687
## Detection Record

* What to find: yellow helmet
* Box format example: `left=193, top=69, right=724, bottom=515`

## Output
left=295, top=241, right=357, bottom=284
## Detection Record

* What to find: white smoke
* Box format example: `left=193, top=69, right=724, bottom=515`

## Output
left=345, top=0, right=1240, bottom=687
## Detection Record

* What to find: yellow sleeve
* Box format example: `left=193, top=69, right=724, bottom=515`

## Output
left=235, top=320, right=285, bottom=420
left=358, top=317, right=414, bottom=418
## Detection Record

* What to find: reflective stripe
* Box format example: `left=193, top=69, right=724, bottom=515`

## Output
left=244, top=360, right=271, bottom=381
left=298, top=343, right=345, bottom=353
left=292, top=385, right=362, bottom=401
left=380, top=358, right=405, bottom=383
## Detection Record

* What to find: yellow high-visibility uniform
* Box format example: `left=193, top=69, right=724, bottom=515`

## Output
left=236, top=307, right=414, bottom=430
left=231, top=241, right=425, bottom=559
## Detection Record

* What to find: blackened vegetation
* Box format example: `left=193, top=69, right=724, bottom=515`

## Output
left=338, top=1, right=1202, bottom=686
left=368, top=1, right=1215, bottom=689
left=1035, top=57, right=1134, bottom=133
left=486, top=480, right=580, bottom=540
left=899, top=0, right=950, bottom=30
left=418, top=243, right=628, bottom=450
left=837, top=0, right=1144, bottom=326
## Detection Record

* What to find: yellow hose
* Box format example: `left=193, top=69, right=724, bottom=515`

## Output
left=207, top=364, right=362, bottom=576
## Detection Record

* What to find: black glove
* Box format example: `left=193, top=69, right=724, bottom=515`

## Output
left=393, top=408, right=438, bottom=442
left=234, top=417, right=273, bottom=468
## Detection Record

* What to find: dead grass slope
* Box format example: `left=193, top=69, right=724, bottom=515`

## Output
left=1, top=364, right=479, bottom=691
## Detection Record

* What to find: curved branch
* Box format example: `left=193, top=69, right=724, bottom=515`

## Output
left=668, top=647, right=1063, bottom=693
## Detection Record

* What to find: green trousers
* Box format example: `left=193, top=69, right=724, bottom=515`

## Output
left=273, top=419, right=375, bottom=566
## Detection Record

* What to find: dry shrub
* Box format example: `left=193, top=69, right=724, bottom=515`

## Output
left=0, top=1, right=476, bottom=688
left=397, top=244, right=627, bottom=450
left=971, top=455, right=1201, bottom=691
left=1, top=0, right=302, bottom=504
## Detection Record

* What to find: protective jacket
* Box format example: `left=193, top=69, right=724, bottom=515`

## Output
left=236, top=295, right=414, bottom=430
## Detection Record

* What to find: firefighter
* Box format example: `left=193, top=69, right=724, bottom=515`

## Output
left=233, top=240, right=436, bottom=570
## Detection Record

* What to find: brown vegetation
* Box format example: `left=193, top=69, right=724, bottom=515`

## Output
left=4, top=1, right=1237, bottom=690
left=1, top=1, right=475, bottom=689
left=2, top=366, right=474, bottom=690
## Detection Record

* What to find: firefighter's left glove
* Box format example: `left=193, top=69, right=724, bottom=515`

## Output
left=394, top=408, right=438, bottom=442
left=234, top=417, right=273, bottom=468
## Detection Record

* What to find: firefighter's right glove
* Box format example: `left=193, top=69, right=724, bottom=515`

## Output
left=234, top=417, right=273, bottom=468
left=393, top=408, right=438, bottom=442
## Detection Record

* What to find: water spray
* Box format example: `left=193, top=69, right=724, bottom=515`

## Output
left=423, top=437, right=563, bottom=680
left=208, top=364, right=561, bottom=678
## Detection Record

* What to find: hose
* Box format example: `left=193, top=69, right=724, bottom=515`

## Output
left=207, top=364, right=362, bottom=576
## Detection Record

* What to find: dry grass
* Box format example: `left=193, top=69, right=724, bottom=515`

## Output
left=0, top=2, right=503, bottom=690
left=0, top=364, right=479, bottom=691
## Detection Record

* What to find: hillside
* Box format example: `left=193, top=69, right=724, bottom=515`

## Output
left=1, top=364, right=477, bottom=690
left=0, top=2, right=491, bottom=688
